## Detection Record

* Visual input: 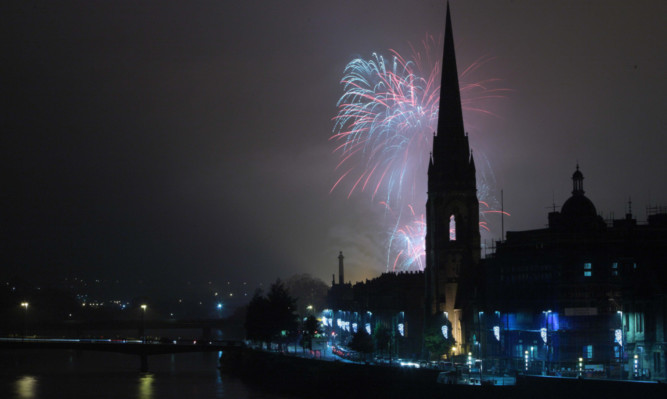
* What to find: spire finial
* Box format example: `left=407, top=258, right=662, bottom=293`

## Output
left=437, top=1, right=465, bottom=138
left=572, top=164, right=584, bottom=195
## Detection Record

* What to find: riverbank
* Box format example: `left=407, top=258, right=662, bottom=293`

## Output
left=221, top=348, right=666, bottom=399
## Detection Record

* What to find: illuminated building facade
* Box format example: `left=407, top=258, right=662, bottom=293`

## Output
left=480, top=167, right=667, bottom=380
left=326, top=252, right=425, bottom=358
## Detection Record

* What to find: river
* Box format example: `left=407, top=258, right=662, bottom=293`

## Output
left=0, top=349, right=292, bottom=399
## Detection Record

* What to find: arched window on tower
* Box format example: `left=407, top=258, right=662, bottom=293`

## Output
left=449, top=215, right=456, bottom=241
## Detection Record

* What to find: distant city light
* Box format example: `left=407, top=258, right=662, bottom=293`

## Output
left=365, top=323, right=371, bottom=335
left=615, top=329, right=623, bottom=346
left=217, top=303, right=223, bottom=310
left=540, top=328, right=547, bottom=344
left=493, top=326, right=500, bottom=341
left=352, top=323, right=358, bottom=333
left=398, top=323, right=405, bottom=337
left=441, top=325, right=448, bottom=339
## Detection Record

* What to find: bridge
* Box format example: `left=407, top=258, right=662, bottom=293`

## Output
left=0, top=338, right=245, bottom=371
left=4, top=318, right=230, bottom=342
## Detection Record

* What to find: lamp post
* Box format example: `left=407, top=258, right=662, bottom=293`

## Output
left=542, top=310, right=552, bottom=374
left=477, top=311, right=483, bottom=372
left=140, top=304, right=147, bottom=344
left=617, top=310, right=624, bottom=380
left=21, top=302, right=29, bottom=341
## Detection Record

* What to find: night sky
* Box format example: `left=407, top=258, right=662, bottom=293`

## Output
left=4, top=1, right=666, bottom=296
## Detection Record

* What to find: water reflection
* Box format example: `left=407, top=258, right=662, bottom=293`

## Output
left=138, top=373, right=154, bottom=399
left=15, top=376, right=37, bottom=399
left=2, top=351, right=284, bottom=399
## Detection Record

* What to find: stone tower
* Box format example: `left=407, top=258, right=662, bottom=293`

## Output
left=425, top=3, right=481, bottom=352
left=338, top=251, right=345, bottom=285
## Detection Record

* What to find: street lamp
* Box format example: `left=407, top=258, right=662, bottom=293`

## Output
left=140, top=304, right=147, bottom=344
left=542, top=310, right=552, bottom=373
left=616, top=310, right=624, bottom=380
left=477, top=312, right=483, bottom=364
left=21, top=302, right=29, bottom=341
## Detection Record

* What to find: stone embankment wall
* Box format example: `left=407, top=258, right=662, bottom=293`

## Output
left=221, top=348, right=666, bottom=399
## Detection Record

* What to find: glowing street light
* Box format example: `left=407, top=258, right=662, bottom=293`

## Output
left=21, top=302, right=29, bottom=341
left=140, top=304, right=147, bottom=344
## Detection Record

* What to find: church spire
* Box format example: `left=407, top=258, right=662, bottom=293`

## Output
left=429, top=2, right=475, bottom=192
left=437, top=2, right=465, bottom=138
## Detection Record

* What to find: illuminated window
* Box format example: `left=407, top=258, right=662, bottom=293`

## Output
left=611, top=262, right=618, bottom=276
left=583, top=262, right=592, bottom=277
left=584, top=345, right=593, bottom=359
left=449, top=215, right=456, bottom=241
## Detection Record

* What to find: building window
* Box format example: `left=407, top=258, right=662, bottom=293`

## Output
left=584, top=345, right=593, bottom=359
left=636, top=313, right=644, bottom=333
left=449, top=215, right=456, bottom=241
left=611, top=262, right=619, bottom=276
left=584, top=262, right=592, bottom=277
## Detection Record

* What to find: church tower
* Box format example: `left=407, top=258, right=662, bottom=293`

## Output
left=425, top=3, right=481, bottom=352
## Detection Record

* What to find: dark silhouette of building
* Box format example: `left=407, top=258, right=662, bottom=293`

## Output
left=325, top=251, right=425, bottom=357
left=481, top=167, right=667, bottom=379
left=424, top=2, right=481, bottom=355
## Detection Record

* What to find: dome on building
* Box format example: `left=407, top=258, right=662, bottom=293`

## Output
left=558, top=165, right=605, bottom=231
left=561, top=194, right=598, bottom=227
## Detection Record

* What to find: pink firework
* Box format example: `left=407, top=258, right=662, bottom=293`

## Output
left=332, top=35, right=509, bottom=272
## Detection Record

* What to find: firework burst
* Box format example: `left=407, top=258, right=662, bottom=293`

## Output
left=332, top=36, right=508, bottom=272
